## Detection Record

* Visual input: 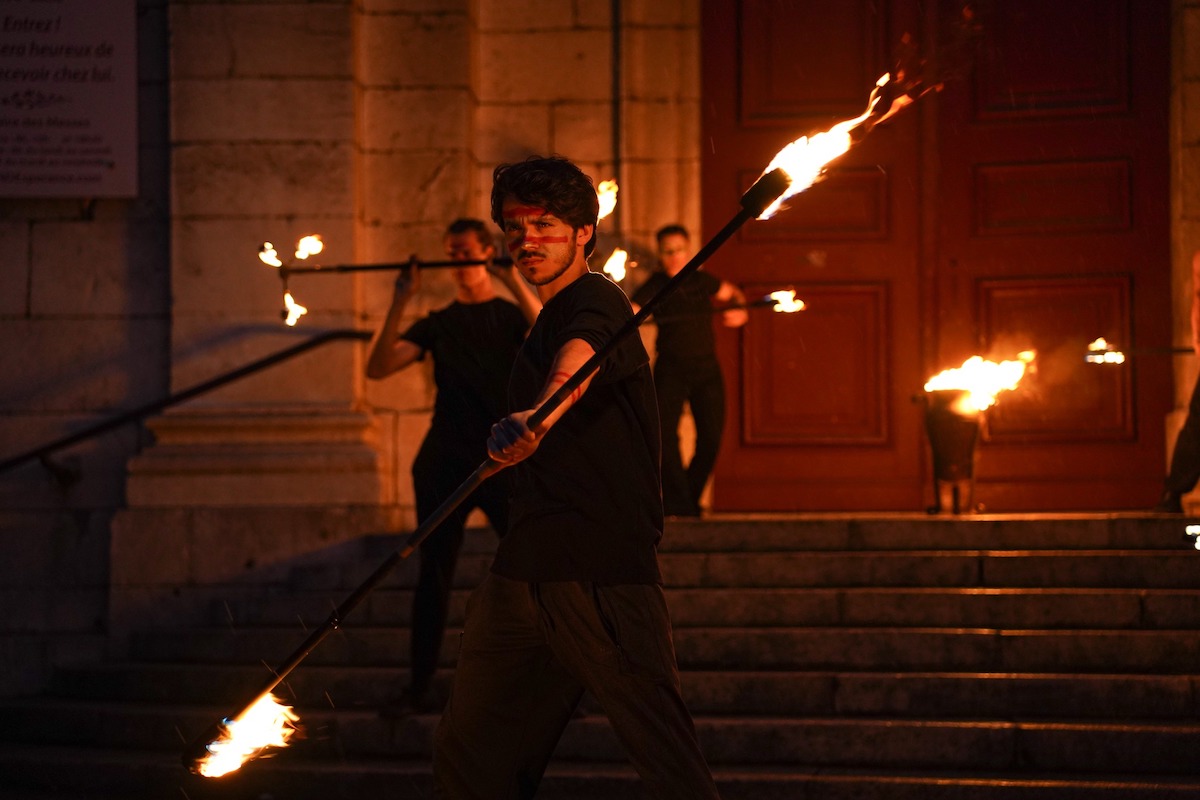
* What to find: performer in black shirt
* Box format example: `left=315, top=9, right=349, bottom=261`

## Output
left=433, top=157, right=720, bottom=799
left=632, top=224, right=747, bottom=517
left=365, top=218, right=539, bottom=717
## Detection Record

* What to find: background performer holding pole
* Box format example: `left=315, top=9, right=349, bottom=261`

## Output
left=365, top=218, right=540, bottom=716
left=1155, top=249, right=1200, bottom=514
left=432, top=156, right=721, bottom=799
left=632, top=223, right=747, bottom=517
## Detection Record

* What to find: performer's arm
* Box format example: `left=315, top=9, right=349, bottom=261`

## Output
left=366, top=264, right=424, bottom=379
left=715, top=279, right=749, bottom=328
left=492, top=261, right=543, bottom=326
left=487, top=338, right=596, bottom=467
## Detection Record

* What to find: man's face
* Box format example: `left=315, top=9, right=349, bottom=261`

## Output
left=500, top=197, right=590, bottom=287
left=444, top=231, right=492, bottom=290
left=657, top=233, right=690, bottom=277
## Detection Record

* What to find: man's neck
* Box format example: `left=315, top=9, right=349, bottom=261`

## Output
left=457, top=282, right=496, bottom=304
left=536, top=261, right=590, bottom=304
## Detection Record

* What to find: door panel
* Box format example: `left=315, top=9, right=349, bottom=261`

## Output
left=701, top=0, right=1169, bottom=511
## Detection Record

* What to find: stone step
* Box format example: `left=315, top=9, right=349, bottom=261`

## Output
left=3, top=699, right=1199, bottom=777
left=289, top=549, right=1200, bottom=592
left=655, top=516, right=1196, bottom=552
left=44, top=664, right=1200, bottom=720
left=213, top=586, right=1200, bottom=630
left=358, top=516, right=1196, bottom=554
left=127, top=623, right=1200, bottom=673
left=1, top=744, right=1198, bottom=800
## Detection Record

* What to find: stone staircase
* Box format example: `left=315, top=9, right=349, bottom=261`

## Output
left=2, top=515, right=1200, bottom=799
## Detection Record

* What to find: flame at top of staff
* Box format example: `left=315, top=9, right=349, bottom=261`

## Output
left=758, top=73, right=916, bottom=220
left=924, top=351, right=1036, bottom=413
left=294, top=235, right=324, bottom=260
left=597, top=180, right=618, bottom=221
left=194, top=692, right=300, bottom=778
left=1086, top=337, right=1126, bottom=364
left=259, top=242, right=283, bottom=268
left=769, top=289, right=805, bottom=313
left=602, top=247, right=628, bottom=282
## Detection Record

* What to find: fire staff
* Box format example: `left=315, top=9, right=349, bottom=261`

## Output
left=432, top=156, right=721, bottom=799
left=365, top=218, right=540, bottom=717
left=632, top=224, right=747, bottom=517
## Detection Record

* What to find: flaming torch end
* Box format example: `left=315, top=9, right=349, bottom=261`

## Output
left=182, top=719, right=229, bottom=774
left=740, top=168, right=792, bottom=219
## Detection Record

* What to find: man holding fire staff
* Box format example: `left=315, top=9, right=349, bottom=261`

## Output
left=432, top=156, right=721, bottom=799
left=1155, top=249, right=1200, bottom=514
left=365, top=217, right=540, bottom=717
left=632, top=224, right=747, bottom=517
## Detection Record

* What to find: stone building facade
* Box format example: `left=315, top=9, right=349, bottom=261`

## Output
left=0, top=0, right=1196, bottom=694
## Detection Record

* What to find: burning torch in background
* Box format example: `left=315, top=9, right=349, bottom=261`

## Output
left=922, top=351, right=1036, bottom=514
left=186, top=71, right=930, bottom=778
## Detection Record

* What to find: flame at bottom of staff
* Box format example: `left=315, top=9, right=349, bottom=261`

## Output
left=768, top=290, right=805, bottom=313
left=283, top=292, right=308, bottom=327
left=1186, top=524, right=1200, bottom=551
left=194, top=693, right=300, bottom=778
left=923, top=351, right=1036, bottom=414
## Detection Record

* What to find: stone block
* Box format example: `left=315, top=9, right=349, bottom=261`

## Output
left=360, top=0, right=468, bottom=11
left=358, top=149, right=471, bottom=227
left=1180, top=145, right=1200, bottom=221
left=125, top=409, right=382, bottom=507
left=171, top=218, right=356, bottom=315
left=164, top=323, right=363, bottom=407
left=624, top=27, right=699, bottom=100
left=474, top=102, right=551, bottom=163
left=0, top=318, right=167, bottom=412
left=478, top=0, right=576, bottom=32
left=1187, top=7, right=1200, bottom=80
left=30, top=220, right=168, bottom=316
left=172, top=79, right=354, bottom=143
left=110, top=509, right=191, bottom=587
left=574, top=0, right=613, bottom=28
left=624, top=0, right=698, bottom=27
left=360, top=88, right=470, bottom=151
left=357, top=12, right=469, bottom=87
left=623, top=98, right=699, bottom=161
left=477, top=31, right=611, bottom=102
left=0, top=222, right=28, bottom=314
left=1182, top=83, right=1200, bottom=146
left=551, top=102, right=613, bottom=163
left=362, top=354, right=435, bottom=413
left=171, top=142, right=355, bottom=219
left=169, top=3, right=352, bottom=80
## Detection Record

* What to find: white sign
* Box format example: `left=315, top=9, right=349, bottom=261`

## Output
left=0, top=0, right=137, bottom=197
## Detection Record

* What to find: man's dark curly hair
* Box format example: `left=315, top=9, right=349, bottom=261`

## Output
left=490, top=155, right=599, bottom=258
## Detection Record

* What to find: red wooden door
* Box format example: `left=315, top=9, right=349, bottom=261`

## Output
left=701, top=0, right=1170, bottom=511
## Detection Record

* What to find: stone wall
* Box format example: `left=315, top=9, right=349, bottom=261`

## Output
left=0, top=0, right=171, bottom=694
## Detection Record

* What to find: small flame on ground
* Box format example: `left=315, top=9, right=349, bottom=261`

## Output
left=769, top=290, right=805, bottom=313
left=602, top=247, right=628, bottom=282
left=259, top=242, right=283, bottom=268
left=294, top=235, right=324, bottom=260
left=758, top=73, right=908, bottom=220
left=597, top=180, right=618, bottom=221
left=924, top=351, right=1036, bottom=413
left=1086, top=337, right=1126, bottom=365
left=195, top=693, right=300, bottom=778
left=283, top=292, right=307, bottom=327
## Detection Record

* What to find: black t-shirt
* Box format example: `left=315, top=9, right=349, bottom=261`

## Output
left=401, top=298, right=528, bottom=460
left=492, top=271, right=664, bottom=585
left=632, top=270, right=722, bottom=363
